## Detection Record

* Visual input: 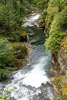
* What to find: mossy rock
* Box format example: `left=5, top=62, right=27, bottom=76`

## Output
left=53, top=73, right=67, bottom=96
left=60, top=36, right=67, bottom=51
left=59, top=36, right=67, bottom=60
left=13, top=58, right=28, bottom=69
left=53, top=75, right=63, bottom=87
left=58, top=36, right=67, bottom=73
left=18, top=30, right=28, bottom=42
left=62, top=74, right=67, bottom=96
left=12, top=42, right=28, bottom=58
left=12, top=42, right=28, bottom=68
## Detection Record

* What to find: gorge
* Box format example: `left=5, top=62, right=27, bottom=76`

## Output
left=0, top=13, right=55, bottom=100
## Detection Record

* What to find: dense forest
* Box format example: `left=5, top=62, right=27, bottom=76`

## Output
left=0, top=0, right=30, bottom=79
left=0, top=0, right=67, bottom=100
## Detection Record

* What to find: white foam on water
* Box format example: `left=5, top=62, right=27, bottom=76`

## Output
left=11, top=87, right=41, bottom=100
left=11, top=57, right=50, bottom=88
left=22, top=57, right=50, bottom=88
left=23, top=66, right=49, bottom=88
left=5, top=56, right=50, bottom=100
left=30, top=14, right=40, bottom=21
left=22, top=14, right=40, bottom=27
left=6, top=56, right=50, bottom=88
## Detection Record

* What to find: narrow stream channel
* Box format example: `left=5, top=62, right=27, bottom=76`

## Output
left=0, top=14, right=55, bottom=100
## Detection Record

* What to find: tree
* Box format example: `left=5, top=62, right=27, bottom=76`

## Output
left=50, top=0, right=66, bottom=12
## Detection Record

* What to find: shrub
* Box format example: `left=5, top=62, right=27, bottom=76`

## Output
left=0, top=38, right=13, bottom=66
left=45, top=7, right=67, bottom=53
left=0, top=38, right=13, bottom=79
left=0, top=68, right=9, bottom=79
left=45, top=3, right=59, bottom=33
left=0, top=5, right=21, bottom=41
left=0, top=87, right=17, bottom=100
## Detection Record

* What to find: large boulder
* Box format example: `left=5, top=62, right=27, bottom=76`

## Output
left=12, top=42, right=29, bottom=68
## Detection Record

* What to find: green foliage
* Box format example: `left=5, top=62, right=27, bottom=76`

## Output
left=50, top=0, right=65, bottom=5
left=0, top=87, right=17, bottom=100
left=45, top=7, right=67, bottom=53
left=54, top=95, right=67, bottom=100
left=0, top=38, right=13, bottom=79
left=31, top=0, right=49, bottom=12
left=54, top=98, right=61, bottom=100
left=0, top=0, right=29, bottom=41
left=0, top=38, right=13, bottom=66
left=36, top=0, right=49, bottom=11
left=0, top=68, right=9, bottom=79
left=0, top=5, right=20, bottom=41
left=45, top=3, right=59, bottom=32
left=0, top=0, right=29, bottom=79
left=49, top=0, right=67, bottom=12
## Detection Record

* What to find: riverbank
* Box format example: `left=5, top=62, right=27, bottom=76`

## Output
left=32, top=0, right=67, bottom=99
left=0, top=13, right=56, bottom=100
left=41, top=0, right=67, bottom=99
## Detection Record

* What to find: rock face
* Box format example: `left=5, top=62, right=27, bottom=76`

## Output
left=58, top=36, right=67, bottom=73
left=50, top=36, right=67, bottom=97
left=50, top=36, right=67, bottom=74
left=32, top=83, right=56, bottom=100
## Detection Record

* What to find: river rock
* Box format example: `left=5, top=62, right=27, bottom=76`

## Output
left=34, top=82, right=56, bottom=100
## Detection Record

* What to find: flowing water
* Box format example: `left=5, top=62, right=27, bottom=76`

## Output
left=0, top=14, right=55, bottom=100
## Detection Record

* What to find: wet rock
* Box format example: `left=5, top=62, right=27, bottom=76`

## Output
left=36, top=21, right=45, bottom=29
left=51, top=52, right=59, bottom=66
left=50, top=52, right=61, bottom=76
left=33, top=82, right=56, bottom=100
left=9, top=97, right=16, bottom=100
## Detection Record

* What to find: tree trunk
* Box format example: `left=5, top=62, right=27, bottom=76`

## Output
left=19, top=0, right=23, bottom=27
left=13, top=0, right=17, bottom=9
left=4, top=0, right=6, bottom=5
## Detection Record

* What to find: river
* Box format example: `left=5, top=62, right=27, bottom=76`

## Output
left=0, top=13, right=55, bottom=100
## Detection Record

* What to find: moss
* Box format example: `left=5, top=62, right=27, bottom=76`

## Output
left=62, top=87, right=67, bottom=96
left=18, top=30, right=27, bottom=42
left=60, top=37, right=67, bottom=50
left=62, top=72, right=67, bottom=96
left=12, top=42, right=28, bottom=58
left=58, top=36, right=67, bottom=65
left=53, top=71, right=67, bottom=97
left=53, top=75, right=63, bottom=94
left=19, top=30, right=27, bottom=38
